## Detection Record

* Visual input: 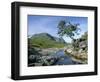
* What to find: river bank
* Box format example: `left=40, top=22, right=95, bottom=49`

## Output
left=28, top=47, right=85, bottom=66
left=64, top=48, right=87, bottom=64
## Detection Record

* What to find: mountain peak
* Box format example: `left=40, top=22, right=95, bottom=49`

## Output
left=29, top=33, right=66, bottom=48
left=31, top=32, right=66, bottom=43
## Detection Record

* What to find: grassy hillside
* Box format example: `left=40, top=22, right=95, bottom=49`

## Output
left=29, top=33, right=66, bottom=48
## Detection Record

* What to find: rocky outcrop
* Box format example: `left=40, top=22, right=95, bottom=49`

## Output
left=64, top=32, right=88, bottom=64
left=28, top=54, right=59, bottom=66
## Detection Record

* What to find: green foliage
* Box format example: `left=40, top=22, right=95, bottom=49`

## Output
left=29, top=33, right=65, bottom=48
left=81, top=32, right=87, bottom=40
left=72, top=32, right=88, bottom=51
left=57, top=20, right=80, bottom=40
left=28, top=38, right=41, bottom=55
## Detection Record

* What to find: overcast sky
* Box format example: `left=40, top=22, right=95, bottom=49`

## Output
left=28, top=15, right=88, bottom=43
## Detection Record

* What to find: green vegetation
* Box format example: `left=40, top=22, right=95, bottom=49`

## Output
left=57, top=20, right=80, bottom=40
left=28, top=20, right=88, bottom=66
left=57, top=20, right=88, bottom=64
left=72, top=32, right=88, bottom=51
left=64, top=32, right=88, bottom=64
left=29, top=33, right=66, bottom=48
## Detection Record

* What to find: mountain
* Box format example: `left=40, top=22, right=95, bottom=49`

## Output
left=31, top=33, right=55, bottom=41
left=54, top=37, right=66, bottom=43
left=29, top=33, right=66, bottom=48
left=31, top=33, right=65, bottom=43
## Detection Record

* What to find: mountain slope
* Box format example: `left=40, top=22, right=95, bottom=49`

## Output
left=29, top=33, right=66, bottom=48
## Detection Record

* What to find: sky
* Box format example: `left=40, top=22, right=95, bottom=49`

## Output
left=28, top=15, right=88, bottom=43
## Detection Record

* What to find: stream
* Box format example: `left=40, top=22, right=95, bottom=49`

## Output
left=53, top=50, right=80, bottom=65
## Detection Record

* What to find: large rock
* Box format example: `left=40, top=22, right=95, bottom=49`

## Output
left=79, top=41, right=87, bottom=49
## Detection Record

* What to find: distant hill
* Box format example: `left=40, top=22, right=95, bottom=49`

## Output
left=29, top=33, right=66, bottom=48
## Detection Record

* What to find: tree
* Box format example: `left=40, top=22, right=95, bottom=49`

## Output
left=57, top=20, right=80, bottom=41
